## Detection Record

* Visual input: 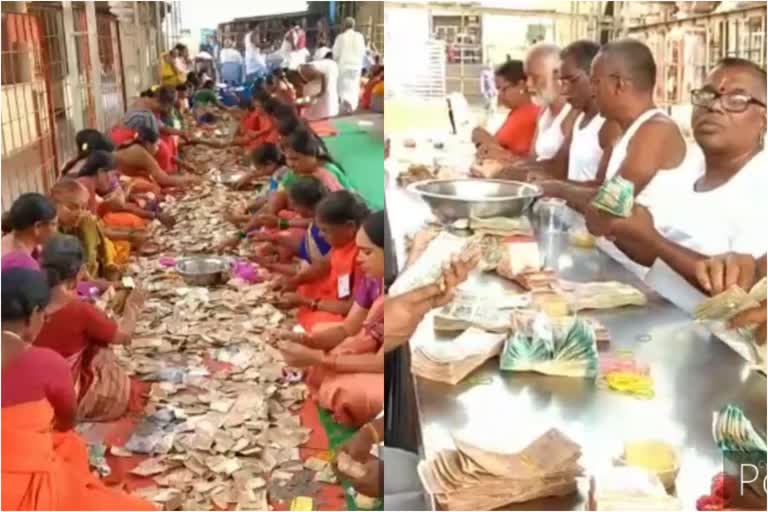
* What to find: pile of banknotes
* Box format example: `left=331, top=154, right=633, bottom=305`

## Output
left=417, top=429, right=582, bottom=510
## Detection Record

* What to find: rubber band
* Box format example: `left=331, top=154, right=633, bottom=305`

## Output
left=603, top=372, right=655, bottom=399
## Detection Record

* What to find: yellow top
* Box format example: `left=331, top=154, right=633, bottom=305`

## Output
left=160, top=53, right=184, bottom=87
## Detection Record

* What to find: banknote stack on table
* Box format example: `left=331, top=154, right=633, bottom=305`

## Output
left=500, top=313, right=600, bottom=378
left=411, top=327, right=507, bottom=385
left=712, top=404, right=767, bottom=463
left=418, top=429, right=583, bottom=510
left=696, top=278, right=767, bottom=367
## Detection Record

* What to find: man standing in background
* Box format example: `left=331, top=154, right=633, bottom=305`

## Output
left=333, top=17, right=366, bottom=114
left=244, top=23, right=266, bottom=82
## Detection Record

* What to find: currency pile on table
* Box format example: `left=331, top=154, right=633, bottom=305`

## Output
left=469, top=215, right=533, bottom=237
left=495, top=236, right=542, bottom=280
left=433, top=293, right=512, bottom=333
left=500, top=314, right=600, bottom=378
left=558, top=280, right=648, bottom=311
left=411, top=328, right=506, bottom=385
left=417, top=429, right=582, bottom=510
left=591, top=175, right=635, bottom=217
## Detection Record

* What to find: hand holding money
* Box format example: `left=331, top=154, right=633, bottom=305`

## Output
left=729, top=301, right=767, bottom=345
left=695, top=252, right=763, bottom=295
left=591, top=175, right=635, bottom=217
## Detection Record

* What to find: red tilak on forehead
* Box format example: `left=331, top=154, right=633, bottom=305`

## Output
left=717, top=78, right=728, bottom=92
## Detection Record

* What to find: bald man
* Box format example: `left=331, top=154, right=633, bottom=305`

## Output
left=579, top=58, right=767, bottom=287
left=539, top=40, right=699, bottom=220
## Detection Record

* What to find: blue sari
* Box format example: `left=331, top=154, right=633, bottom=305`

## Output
left=298, top=223, right=331, bottom=263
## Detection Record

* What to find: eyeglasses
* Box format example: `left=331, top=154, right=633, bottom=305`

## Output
left=691, top=88, right=766, bottom=113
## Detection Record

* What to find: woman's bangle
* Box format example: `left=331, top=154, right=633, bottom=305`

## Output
left=237, top=230, right=247, bottom=240
left=278, top=218, right=290, bottom=230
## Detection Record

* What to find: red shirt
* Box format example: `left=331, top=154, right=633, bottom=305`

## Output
left=34, top=301, right=118, bottom=358
left=495, top=102, right=540, bottom=156
left=240, top=111, right=278, bottom=150
left=155, top=137, right=174, bottom=172
left=1, top=346, right=76, bottom=422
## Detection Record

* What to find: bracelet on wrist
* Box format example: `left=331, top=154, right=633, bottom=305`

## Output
left=278, top=218, right=290, bottom=230
left=237, top=231, right=247, bottom=240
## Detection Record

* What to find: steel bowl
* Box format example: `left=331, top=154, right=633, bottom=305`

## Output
left=176, top=256, right=230, bottom=286
left=211, top=170, right=246, bottom=186
left=408, top=178, right=541, bottom=224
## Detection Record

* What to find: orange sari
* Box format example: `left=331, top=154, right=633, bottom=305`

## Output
left=305, top=297, right=384, bottom=427
left=297, top=240, right=359, bottom=330
left=2, top=400, right=155, bottom=511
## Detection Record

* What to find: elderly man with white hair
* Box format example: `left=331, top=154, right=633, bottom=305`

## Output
left=333, top=17, right=367, bottom=113
left=525, top=43, right=579, bottom=161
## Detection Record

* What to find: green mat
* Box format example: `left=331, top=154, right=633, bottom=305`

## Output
left=325, top=120, right=384, bottom=210
left=317, top=406, right=383, bottom=511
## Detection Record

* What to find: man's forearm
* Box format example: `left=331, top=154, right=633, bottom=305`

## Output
left=614, top=231, right=706, bottom=288
left=549, top=182, right=599, bottom=213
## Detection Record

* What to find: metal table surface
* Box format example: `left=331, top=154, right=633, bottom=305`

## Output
left=385, top=160, right=767, bottom=511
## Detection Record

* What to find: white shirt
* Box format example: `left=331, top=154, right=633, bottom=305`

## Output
left=653, top=149, right=767, bottom=258
left=243, top=32, right=265, bottom=74
left=534, top=102, right=572, bottom=160
left=303, top=59, right=340, bottom=120
left=333, top=28, right=366, bottom=71
left=219, top=48, right=243, bottom=65
left=314, top=46, right=331, bottom=61
left=567, top=112, right=605, bottom=182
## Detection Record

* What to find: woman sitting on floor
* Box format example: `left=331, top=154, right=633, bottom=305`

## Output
left=277, top=210, right=386, bottom=427
left=249, top=176, right=330, bottom=265
left=277, top=190, right=369, bottom=330
left=50, top=179, right=124, bottom=284
left=1, top=268, right=155, bottom=511
left=1, top=193, right=58, bottom=270
left=233, top=90, right=279, bottom=152
left=34, top=234, right=145, bottom=422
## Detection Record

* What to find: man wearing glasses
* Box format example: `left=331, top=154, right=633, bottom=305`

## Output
left=581, top=56, right=767, bottom=291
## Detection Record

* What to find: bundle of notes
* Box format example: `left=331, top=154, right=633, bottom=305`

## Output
left=558, top=280, right=647, bottom=311
left=469, top=215, right=533, bottom=237
left=411, top=328, right=506, bottom=385
left=390, top=232, right=481, bottom=296
left=712, top=404, right=767, bottom=462
left=477, top=235, right=503, bottom=272
left=589, top=466, right=680, bottom=510
left=417, top=429, right=582, bottom=510
left=500, top=314, right=599, bottom=378
left=696, top=278, right=766, bottom=366
left=591, top=175, right=635, bottom=217
left=495, top=236, right=542, bottom=280
left=433, top=293, right=513, bottom=333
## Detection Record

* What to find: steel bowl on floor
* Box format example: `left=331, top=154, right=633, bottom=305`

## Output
left=176, top=256, right=230, bottom=286
left=408, top=178, right=541, bottom=224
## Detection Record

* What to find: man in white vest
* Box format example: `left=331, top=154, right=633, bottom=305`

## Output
left=525, top=43, right=577, bottom=161
left=333, top=17, right=366, bottom=114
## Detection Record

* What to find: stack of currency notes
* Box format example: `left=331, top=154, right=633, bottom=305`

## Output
left=712, top=404, right=767, bottom=463
left=558, top=280, right=647, bottom=311
left=433, top=293, right=512, bottom=333
left=500, top=315, right=599, bottom=378
left=590, top=466, right=680, bottom=511
left=411, top=328, right=506, bottom=385
left=512, top=270, right=558, bottom=292
left=469, top=216, right=534, bottom=237
left=495, top=236, right=542, bottom=280
left=591, top=175, right=635, bottom=217
left=696, top=278, right=766, bottom=367
left=477, top=235, right=504, bottom=272
left=391, top=232, right=481, bottom=296
left=417, top=429, right=582, bottom=510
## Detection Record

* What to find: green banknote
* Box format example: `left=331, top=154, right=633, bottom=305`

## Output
left=591, top=175, right=635, bottom=217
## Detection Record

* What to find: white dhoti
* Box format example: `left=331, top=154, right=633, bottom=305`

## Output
left=338, top=67, right=362, bottom=113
